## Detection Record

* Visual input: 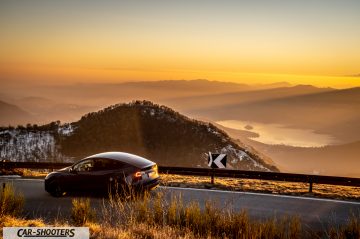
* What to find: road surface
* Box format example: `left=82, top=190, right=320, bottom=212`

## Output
left=1, top=178, right=360, bottom=229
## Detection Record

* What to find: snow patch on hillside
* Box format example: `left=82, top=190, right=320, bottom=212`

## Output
left=58, top=124, right=74, bottom=136
left=207, top=126, right=221, bottom=136
left=140, top=105, right=178, bottom=122
left=0, top=129, right=69, bottom=162
left=220, top=144, right=271, bottom=171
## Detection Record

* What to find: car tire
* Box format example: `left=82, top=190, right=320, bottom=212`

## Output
left=50, top=182, right=64, bottom=197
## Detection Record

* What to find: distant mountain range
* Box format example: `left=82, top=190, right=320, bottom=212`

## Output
left=1, top=79, right=359, bottom=176
left=217, top=123, right=360, bottom=177
left=166, top=84, right=334, bottom=113
left=0, top=80, right=291, bottom=126
left=0, top=97, right=98, bottom=126
left=246, top=139, right=360, bottom=177
left=0, top=101, right=278, bottom=171
left=0, top=80, right=346, bottom=128
left=0, top=100, right=33, bottom=126
left=186, top=87, right=360, bottom=143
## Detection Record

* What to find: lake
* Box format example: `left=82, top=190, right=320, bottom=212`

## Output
left=216, top=120, right=337, bottom=147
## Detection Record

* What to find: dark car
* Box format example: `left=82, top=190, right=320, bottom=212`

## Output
left=45, top=152, right=160, bottom=197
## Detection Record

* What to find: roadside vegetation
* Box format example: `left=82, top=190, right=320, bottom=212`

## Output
left=1, top=185, right=360, bottom=239
left=71, top=198, right=96, bottom=226
left=0, top=183, right=23, bottom=217
left=0, top=168, right=48, bottom=178
left=0, top=184, right=45, bottom=237
left=161, top=174, right=360, bottom=201
left=96, top=192, right=303, bottom=238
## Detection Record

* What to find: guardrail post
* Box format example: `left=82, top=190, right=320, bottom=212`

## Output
left=2, top=182, right=5, bottom=193
left=211, top=169, right=215, bottom=184
left=309, top=178, right=313, bottom=193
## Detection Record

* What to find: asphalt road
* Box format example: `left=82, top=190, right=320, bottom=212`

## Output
left=1, top=178, right=360, bottom=230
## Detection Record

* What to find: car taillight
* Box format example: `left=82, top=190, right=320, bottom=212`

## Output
left=133, top=171, right=143, bottom=182
left=134, top=171, right=142, bottom=178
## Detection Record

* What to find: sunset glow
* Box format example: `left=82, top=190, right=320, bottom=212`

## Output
left=1, top=0, right=360, bottom=88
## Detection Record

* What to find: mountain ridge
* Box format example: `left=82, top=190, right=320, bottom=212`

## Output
left=0, top=100, right=34, bottom=126
left=60, top=101, right=277, bottom=171
left=165, top=84, right=335, bottom=112
left=0, top=101, right=278, bottom=172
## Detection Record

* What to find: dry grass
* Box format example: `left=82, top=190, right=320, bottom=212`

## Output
left=1, top=168, right=49, bottom=178
left=71, top=198, right=97, bottom=226
left=88, top=223, right=197, bottom=239
left=0, top=184, right=40, bottom=239
left=0, top=215, right=46, bottom=239
left=160, top=174, right=360, bottom=201
left=98, top=191, right=303, bottom=239
left=2, top=215, right=359, bottom=239
left=0, top=188, right=359, bottom=239
left=0, top=215, right=45, bottom=227
left=0, top=183, right=24, bottom=217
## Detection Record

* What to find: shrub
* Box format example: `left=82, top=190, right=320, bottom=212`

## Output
left=0, top=183, right=24, bottom=218
left=71, top=198, right=96, bottom=226
left=339, top=212, right=360, bottom=239
left=101, top=190, right=302, bottom=239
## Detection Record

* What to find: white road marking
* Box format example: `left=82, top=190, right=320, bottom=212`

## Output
left=0, top=178, right=44, bottom=182
left=0, top=175, right=21, bottom=178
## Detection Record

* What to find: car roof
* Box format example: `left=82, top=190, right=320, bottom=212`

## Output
left=84, top=152, right=155, bottom=168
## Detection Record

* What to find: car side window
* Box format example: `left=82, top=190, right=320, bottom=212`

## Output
left=93, top=158, right=127, bottom=171
left=93, top=159, right=107, bottom=171
left=73, top=160, right=94, bottom=172
left=113, top=160, right=128, bottom=169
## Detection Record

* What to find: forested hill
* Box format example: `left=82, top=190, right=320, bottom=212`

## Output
left=60, top=101, right=277, bottom=171
left=0, top=101, right=278, bottom=171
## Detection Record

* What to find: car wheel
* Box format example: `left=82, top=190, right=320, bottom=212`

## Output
left=51, top=182, right=64, bottom=197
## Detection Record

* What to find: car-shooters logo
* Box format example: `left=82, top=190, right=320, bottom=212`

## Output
left=3, top=227, right=89, bottom=239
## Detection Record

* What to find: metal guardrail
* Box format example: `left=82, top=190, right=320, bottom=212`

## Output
left=1, top=161, right=72, bottom=170
left=2, top=162, right=360, bottom=193
left=159, top=166, right=360, bottom=192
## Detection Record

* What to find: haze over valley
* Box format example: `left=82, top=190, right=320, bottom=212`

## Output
left=1, top=80, right=359, bottom=177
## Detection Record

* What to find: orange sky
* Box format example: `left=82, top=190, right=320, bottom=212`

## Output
left=1, top=1, right=360, bottom=88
